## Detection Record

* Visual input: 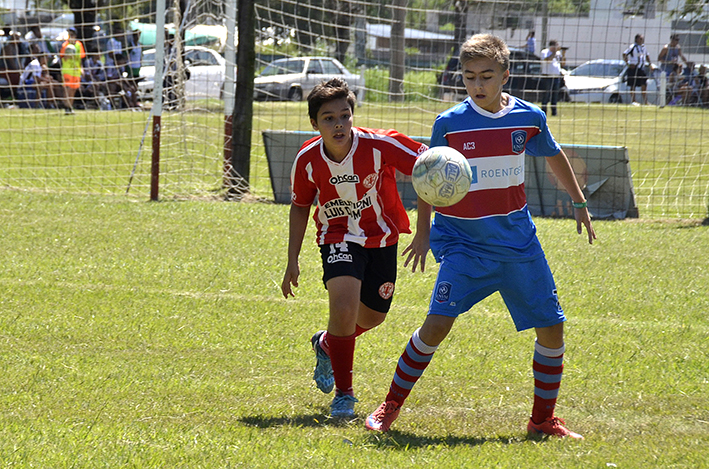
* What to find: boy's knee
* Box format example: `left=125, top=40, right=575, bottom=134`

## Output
left=420, top=315, right=455, bottom=346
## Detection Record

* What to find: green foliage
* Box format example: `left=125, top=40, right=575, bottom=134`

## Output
left=1, top=191, right=708, bottom=467
left=363, top=67, right=442, bottom=103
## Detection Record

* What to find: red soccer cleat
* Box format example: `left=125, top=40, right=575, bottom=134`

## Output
left=527, top=416, right=584, bottom=440
left=365, top=401, right=401, bottom=432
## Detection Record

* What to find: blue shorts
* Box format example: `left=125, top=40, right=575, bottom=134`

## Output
left=428, top=252, right=565, bottom=331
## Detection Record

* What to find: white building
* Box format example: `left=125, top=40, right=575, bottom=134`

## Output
left=470, top=0, right=708, bottom=66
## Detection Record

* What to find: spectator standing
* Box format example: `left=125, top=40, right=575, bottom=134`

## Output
left=104, top=25, right=124, bottom=72
left=60, top=28, right=86, bottom=114
left=657, top=34, right=687, bottom=77
left=540, top=39, right=566, bottom=116
left=526, top=31, right=536, bottom=55
left=127, top=28, right=142, bottom=84
left=622, top=34, right=653, bottom=106
left=696, top=65, right=709, bottom=106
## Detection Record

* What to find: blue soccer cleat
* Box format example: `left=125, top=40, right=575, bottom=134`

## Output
left=330, top=392, right=358, bottom=418
left=311, top=330, right=334, bottom=393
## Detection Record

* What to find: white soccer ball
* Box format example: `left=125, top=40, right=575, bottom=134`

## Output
left=411, top=146, right=472, bottom=207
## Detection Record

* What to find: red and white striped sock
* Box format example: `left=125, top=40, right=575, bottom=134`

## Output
left=531, top=340, right=565, bottom=424
left=385, top=328, right=437, bottom=405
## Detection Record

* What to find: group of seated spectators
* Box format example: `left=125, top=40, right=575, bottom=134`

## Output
left=664, top=62, right=709, bottom=107
left=1, top=23, right=142, bottom=112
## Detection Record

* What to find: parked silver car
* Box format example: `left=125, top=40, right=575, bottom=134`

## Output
left=254, top=57, right=363, bottom=101
left=138, top=46, right=226, bottom=100
left=565, top=59, right=659, bottom=105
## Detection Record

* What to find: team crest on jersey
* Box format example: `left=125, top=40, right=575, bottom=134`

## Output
left=511, top=130, right=527, bottom=154
left=434, top=281, right=452, bottom=303
left=363, top=173, right=378, bottom=189
left=379, top=282, right=394, bottom=299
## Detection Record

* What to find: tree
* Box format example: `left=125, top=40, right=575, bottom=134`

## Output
left=63, top=0, right=98, bottom=51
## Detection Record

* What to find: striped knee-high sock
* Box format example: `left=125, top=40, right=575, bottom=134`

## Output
left=385, top=328, right=438, bottom=405
left=531, top=340, right=565, bottom=424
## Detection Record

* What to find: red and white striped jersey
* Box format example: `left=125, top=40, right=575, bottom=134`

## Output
left=291, top=127, right=427, bottom=248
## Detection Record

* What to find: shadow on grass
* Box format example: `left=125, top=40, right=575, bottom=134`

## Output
left=238, top=413, right=354, bottom=428
left=365, top=430, right=527, bottom=449
left=239, top=413, right=537, bottom=449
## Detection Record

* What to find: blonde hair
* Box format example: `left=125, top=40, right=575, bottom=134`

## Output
left=459, top=34, right=510, bottom=72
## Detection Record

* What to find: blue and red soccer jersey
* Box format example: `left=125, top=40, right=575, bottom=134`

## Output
left=429, top=96, right=561, bottom=261
left=291, top=127, right=427, bottom=248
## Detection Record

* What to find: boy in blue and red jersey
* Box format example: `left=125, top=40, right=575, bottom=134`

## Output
left=281, top=77, right=428, bottom=418
left=365, top=34, right=596, bottom=438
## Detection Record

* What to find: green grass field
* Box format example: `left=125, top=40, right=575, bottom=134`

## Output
left=1, top=191, right=707, bottom=467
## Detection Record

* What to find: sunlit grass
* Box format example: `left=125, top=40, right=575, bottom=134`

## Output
left=1, top=191, right=707, bottom=467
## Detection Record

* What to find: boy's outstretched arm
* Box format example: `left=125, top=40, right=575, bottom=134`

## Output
left=281, top=203, right=311, bottom=298
left=545, top=151, right=597, bottom=244
left=402, top=197, right=433, bottom=272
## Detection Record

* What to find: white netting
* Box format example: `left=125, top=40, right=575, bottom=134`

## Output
left=1, top=0, right=708, bottom=217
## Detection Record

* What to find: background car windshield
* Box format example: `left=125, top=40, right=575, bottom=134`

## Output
left=307, top=60, right=323, bottom=74
left=142, top=51, right=155, bottom=67
left=186, top=49, right=217, bottom=66
left=571, top=62, right=624, bottom=77
left=48, top=13, right=74, bottom=27
left=260, top=59, right=305, bottom=76
left=321, top=60, right=344, bottom=75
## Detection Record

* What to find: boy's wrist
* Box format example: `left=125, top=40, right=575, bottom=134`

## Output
left=572, top=201, right=587, bottom=209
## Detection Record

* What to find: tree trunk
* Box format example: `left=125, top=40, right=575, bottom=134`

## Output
left=389, top=0, right=407, bottom=102
left=229, top=0, right=256, bottom=198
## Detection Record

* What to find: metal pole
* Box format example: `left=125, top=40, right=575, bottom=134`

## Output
left=151, top=0, right=166, bottom=201
left=223, top=0, right=237, bottom=188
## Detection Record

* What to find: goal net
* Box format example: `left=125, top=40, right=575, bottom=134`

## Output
left=0, top=0, right=707, bottom=218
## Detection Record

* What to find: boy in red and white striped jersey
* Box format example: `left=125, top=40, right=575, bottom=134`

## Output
left=281, top=77, right=429, bottom=418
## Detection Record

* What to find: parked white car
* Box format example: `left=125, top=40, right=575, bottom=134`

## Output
left=138, top=45, right=226, bottom=100
left=565, top=59, right=659, bottom=105
left=254, top=57, right=363, bottom=101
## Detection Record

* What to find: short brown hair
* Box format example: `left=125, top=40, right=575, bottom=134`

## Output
left=459, top=34, right=510, bottom=72
left=307, top=77, right=356, bottom=121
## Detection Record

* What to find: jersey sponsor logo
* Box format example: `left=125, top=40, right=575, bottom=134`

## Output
left=479, top=165, right=524, bottom=180
left=327, top=242, right=353, bottom=264
left=379, top=282, right=395, bottom=299
left=322, top=194, right=373, bottom=220
left=327, top=252, right=353, bottom=263
left=463, top=154, right=525, bottom=191
left=329, top=174, right=360, bottom=185
left=511, top=130, right=527, bottom=154
left=434, top=281, right=452, bottom=303
left=463, top=141, right=476, bottom=150
left=363, top=173, right=378, bottom=189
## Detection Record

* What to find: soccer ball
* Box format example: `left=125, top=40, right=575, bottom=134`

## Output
left=411, top=146, right=472, bottom=207
left=63, top=44, right=76, bottom=57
